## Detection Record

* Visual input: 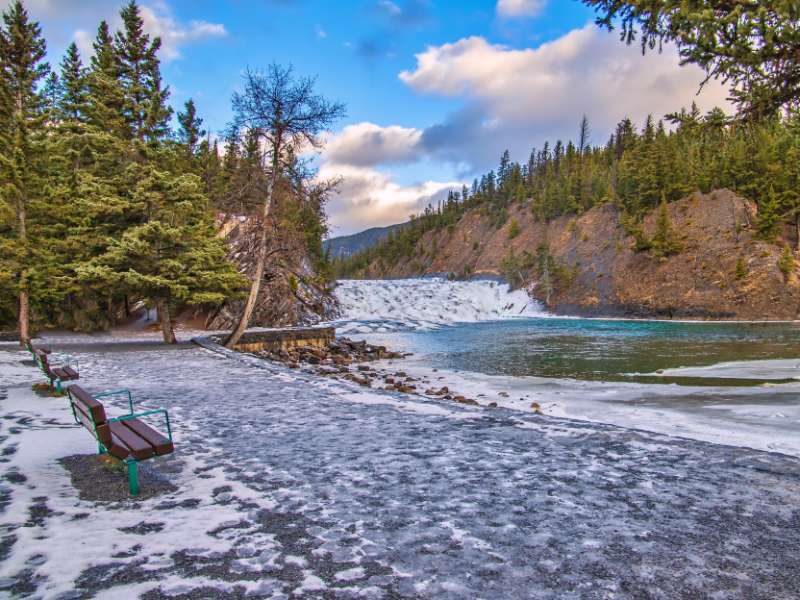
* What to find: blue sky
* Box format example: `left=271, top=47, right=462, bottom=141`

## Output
left=12, top=0, right=730, bottom=235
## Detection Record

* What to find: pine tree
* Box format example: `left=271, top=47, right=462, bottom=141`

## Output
left=87, top=20, right=127, bottom=138
left=778, top=245, right=795, bottom=279
left=59, top=42, right=88, bottom=122
left=177, top=98, right=205, bottom=160
left=756, top=186, right=783, bottom=242
left=650, top=195, right=683, bottom=258
left=80, top=159, right=245, bottom=343
left=224, top=65, right=344, bottom=347
left=0, top=0, right=49, bottom=344
left=114, top=1, right=171, bottom=143
left=41, top=71, right=60, bottom=122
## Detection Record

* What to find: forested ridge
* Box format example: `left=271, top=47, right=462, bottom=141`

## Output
left=0, top=1, right=340, bottom=344
left=335, top=107, right=800, bottom=279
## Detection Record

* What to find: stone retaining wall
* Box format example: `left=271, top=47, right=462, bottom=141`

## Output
left=212, top=327, right=335, bottom=354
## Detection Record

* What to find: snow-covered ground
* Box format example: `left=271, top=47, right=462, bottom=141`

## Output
left=332, top=278, right=545, bottom=334
left=3, top=343, right=800, bottom=598
left=371, top=356, right=800, bottom=457
left=647, top=359, right=800, bottom=380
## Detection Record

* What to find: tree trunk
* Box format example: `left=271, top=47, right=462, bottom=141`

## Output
left=107, top=295, right=116, bottom=326
left=225, top=136, right=281, bottom=349
left=795, top=213, right=799, bottom=251
left=18, top=290, right=29, bottom=346
left=156, top=299, right=177, bottom=344
left=17, top=195, right=29, bottom=346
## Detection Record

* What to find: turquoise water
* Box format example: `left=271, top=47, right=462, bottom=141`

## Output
left=359, top=318, right=800, bottom=385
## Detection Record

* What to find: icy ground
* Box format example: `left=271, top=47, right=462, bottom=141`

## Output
left=1, top=345, right=800, bottom=599
left=332, top=279, right=545, bottom=334
left=363, top=356, right=800, bottom=458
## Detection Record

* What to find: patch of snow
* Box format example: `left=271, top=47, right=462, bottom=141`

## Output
left=645, top=358, right=800, bottom=380
left=372, top=358, right=800, bottom=457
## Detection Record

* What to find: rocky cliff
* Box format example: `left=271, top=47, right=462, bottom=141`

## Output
left=201, top=216, right=336, bottom=330
left=355, top=190, right=800, bottom=320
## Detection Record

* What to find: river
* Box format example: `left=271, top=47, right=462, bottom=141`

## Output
left=332, top=278, right=800, bottom=456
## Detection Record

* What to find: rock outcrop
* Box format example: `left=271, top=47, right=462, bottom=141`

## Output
left=203, top=216, right=337, bottom=329
left=356, top=190, right=800, bottom=320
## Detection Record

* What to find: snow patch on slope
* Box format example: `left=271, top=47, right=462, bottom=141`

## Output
left=332, top=278, right=546, bottom=333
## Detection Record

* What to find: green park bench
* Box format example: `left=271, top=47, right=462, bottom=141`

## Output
left=67, top=385, right=174, bottom=496
left=34, top=349, right=79, bottom=391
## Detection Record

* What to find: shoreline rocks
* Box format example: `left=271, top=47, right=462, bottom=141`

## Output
left=250, top=337, right=514, bottom=410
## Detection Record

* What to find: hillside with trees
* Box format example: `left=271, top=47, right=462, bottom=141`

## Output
left=334, top=108, right=800, bottom=319
left=0, top=1, right=341, bottom=344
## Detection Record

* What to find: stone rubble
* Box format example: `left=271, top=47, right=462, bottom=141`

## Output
left=253, top=338, right=495, bottom=408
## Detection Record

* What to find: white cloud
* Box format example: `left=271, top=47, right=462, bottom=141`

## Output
left=136, top=3, right=227, bottom=62
left=72, top=28, right=95, bottom=61
left=324, top=122, right=424, bottom=167
left=1, top=0, right=226, bottom=63
left=400, top=24, right=731, bottom=172
left=319, top=163, right=461, bottom=236
left=496, top=0, right=546, bottom=18
left=319, top=125, right=459, bottom=235
left=378, top=0, right=402, bottom=17
left=0, top=0, right=108, bottom=18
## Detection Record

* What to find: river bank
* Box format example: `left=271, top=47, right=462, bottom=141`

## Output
left=2, top=341, right=800, bottom=598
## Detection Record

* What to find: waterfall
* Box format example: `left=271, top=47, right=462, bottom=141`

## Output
left=331, top=278, right=546, bottom=333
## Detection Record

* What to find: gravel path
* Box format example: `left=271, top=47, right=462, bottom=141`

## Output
left=0, top=344, right=799, bottom=599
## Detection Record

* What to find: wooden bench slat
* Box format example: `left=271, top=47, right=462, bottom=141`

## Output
left=52, top=366, right=79, bottom=381
left=73, top=402, right=97, bottom=434
left=122, top=419, right=174, bottom=455
left=109, top=422, right=155, bottom=460
left=61, top=366, right=79, bottom=379
left=105, top=430, right=131, bottom=460
left=95, top=423, right=114, bottom=447
left=69, top=386, right=107, bottom=424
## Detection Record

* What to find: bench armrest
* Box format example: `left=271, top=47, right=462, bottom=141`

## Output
left=93, top=389, right=134, bottom=413
left=110, top=409, right=172, bottom=441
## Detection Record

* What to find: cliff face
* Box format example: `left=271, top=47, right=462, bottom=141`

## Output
left=358, top=190, right=800, bottom=320
left=203, top=216, right=336, bottom=330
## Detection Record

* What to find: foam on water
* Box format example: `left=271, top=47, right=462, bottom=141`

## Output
left=332, top=278, right=546, bottom=333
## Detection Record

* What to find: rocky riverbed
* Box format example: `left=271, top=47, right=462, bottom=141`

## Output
left=254, top=338, right=510, bottom=408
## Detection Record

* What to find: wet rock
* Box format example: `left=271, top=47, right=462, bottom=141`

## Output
left=456, top=397, right=479, bottom=406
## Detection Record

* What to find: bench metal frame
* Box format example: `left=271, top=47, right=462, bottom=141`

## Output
left=67, top=388, right=173, bottom=496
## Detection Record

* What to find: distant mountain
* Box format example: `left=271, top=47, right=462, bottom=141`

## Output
left=324, top=223, right=406, bottom=259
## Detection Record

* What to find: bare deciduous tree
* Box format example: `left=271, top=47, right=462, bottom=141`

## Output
left=224, top=64, right=345, bottom=348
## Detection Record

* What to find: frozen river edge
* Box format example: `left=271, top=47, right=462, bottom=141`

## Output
left=1, top=340, right=799, bottom=599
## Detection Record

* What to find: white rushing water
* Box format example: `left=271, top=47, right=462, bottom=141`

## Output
left=332, top=278, right=546, bottom=334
